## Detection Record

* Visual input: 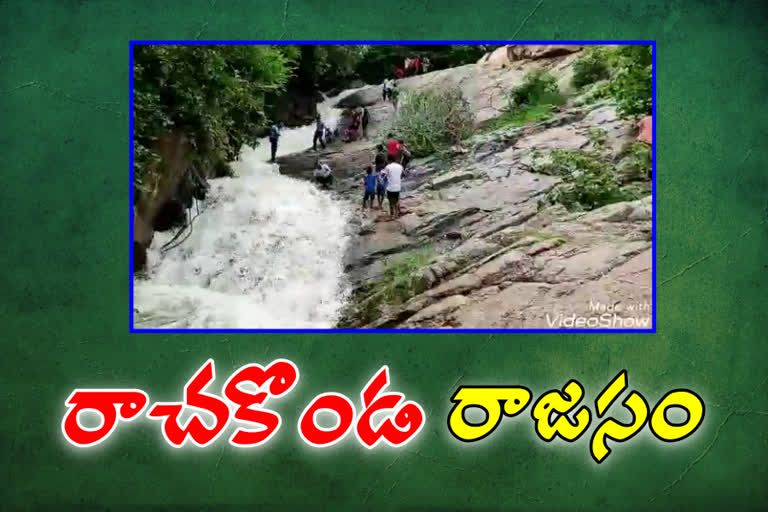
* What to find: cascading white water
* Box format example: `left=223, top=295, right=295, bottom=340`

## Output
left=133, top=91, right=357, bottom=329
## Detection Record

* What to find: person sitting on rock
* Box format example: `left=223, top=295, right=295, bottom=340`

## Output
left=313, top=159, right=333, bottom=189
left=312, top=114, right=327, bottom=151
left=395, top=67, right=404, bottom=79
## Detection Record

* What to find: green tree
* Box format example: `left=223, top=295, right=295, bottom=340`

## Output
left=571, top=46, right=611, bottom=88
left=607, top=45, right=652, bottom=117
left=509, top=69, right=563, bottom=108
left=315, top=45, right=369, bottom=90
left=133, top=45, right=297, bottom=195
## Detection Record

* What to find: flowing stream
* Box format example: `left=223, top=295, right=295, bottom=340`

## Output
left=133, top=91, right=356, bottom=329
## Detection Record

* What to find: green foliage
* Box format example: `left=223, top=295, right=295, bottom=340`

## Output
left=314, top=45, right=369, bottom=89
left=587, top=127, right=608, bottom=148
left=510, top=69, right=563, bottom=108
left=573, top=45, right=652, bottom=117
left=377, top=247, right=435, bottom=305
left=133, top=45, right=296, bottom=194
left=482, top=104, right=554, bottom=132
left=337, top=247, right=435, bottom=327
left=616, top=142, right=652, bottom=183
left=606, top=45, right=652, bottom=117
left=572, top=47, right=611, bottom=88
left=538, top=149, right=638, bottom=211
left=576, top=81, right=612, bottom=106
left=484, top=69, right=564, bottom=133
left=390, top=87, right=474, bottom=156
left=481, top=70, right=564, bottom=133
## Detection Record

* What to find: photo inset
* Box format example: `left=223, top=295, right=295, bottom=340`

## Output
left=132, top=43, right=654, bottom=330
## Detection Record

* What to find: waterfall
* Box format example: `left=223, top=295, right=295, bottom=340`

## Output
left=133, top=91, right=359, bottom=329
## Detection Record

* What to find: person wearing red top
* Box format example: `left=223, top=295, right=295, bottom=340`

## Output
left=637, top=115, right=652, bottom=145
left=386, top=133, right=401, bottom=159
left=413, top=57, right=421, bottom=75
left=395, top=67, right=404, bottom=79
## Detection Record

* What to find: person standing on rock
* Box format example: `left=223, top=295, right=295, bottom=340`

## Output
left=374, top=144, right=388, bottom=209
left=376, top=169, right=388, bottom=210
left=268, top=121, right=281, bottom=163
left=386, top=133, right=401, bottom=160
left=412, top=56, right=421, bottom=75
left=384, top=153, right=404, bottom=219
left=323, top=124, right=334, bottom=145
left=312, top=114, right=327, bottom=151
left=361, top=107, right=370, bottom=139
left=375, top=143, right=387, bottom=171
left=398, top=138, right=412, bottom=170
left=391, top=82, right=400, bottom=110
left=345, top=110, right=360, bottom=142
left=422, top=56, right=431, bottom=74
left=382, top=78, right=392, bottom=101
left=362, top=166, right=377, bottom=211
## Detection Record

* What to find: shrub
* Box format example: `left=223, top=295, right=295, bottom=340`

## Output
left=538, top=149, right=637, bottom=211
left=482, top=70, right=564, bottom=133
left=573, top=45, right=652, bottom=118
left=608, top=45, right=652, bottom=118
left=377, top=247, right=435, bottom=304
left=587, top=127, right=608, bottom=148
left=510, top=69, right=563, bottom=108
left=391, top=87, right=474, bottom=156
left=616, top=142, right=651, bottom=183
left=336, top=247, right=435, bottom=327
left=482, top=104, right=554, bottom=132
left=572, top=47, right=611, bottom=88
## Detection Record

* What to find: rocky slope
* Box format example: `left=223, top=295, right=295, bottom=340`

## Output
left=277, top=46, right=653, bottom=329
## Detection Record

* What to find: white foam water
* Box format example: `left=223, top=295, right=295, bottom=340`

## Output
left=133, top=91, right=356, bottom=329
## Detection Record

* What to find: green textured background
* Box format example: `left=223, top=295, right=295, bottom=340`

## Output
left=1, top=1, right=767, bottom=510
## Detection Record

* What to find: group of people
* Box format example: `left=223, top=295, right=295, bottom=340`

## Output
left=271, top=68, right=417, bottom=221
left=381, top=78, right=400, bottom=108
left=362, top=134, right=412, bottom=219
left=394, top=56, right=430, bottom=79
left=268, top=112, right=343, bottom=164
left=342, top=106, right=369, bottom=142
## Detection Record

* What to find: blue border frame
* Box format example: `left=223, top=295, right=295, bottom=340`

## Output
left=130, top=40, right=657, bottom=334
